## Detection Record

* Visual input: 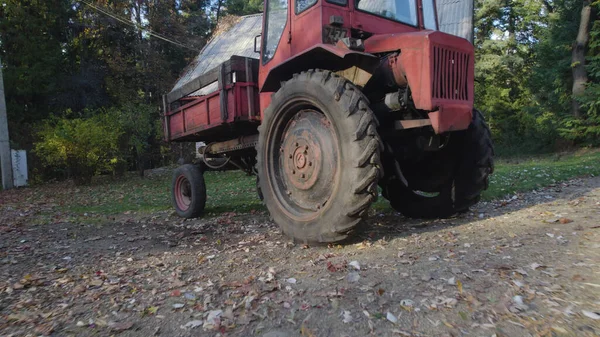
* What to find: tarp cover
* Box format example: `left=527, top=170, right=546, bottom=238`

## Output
left=170, top=14, right=263, bottom=94
left=170, top=1, right=474, bottom=94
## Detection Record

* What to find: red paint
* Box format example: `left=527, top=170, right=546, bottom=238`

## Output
left=166, top=83, right=259, bottom=141
left=364, top=30, right=474, bottom=132
left=167, top=0, right=476, bottom=139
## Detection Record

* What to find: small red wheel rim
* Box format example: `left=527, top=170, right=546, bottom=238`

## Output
left=174, top=175, right=192, bottom=211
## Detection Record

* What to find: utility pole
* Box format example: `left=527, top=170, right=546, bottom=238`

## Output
left=0, top=55, right=14, bottom=190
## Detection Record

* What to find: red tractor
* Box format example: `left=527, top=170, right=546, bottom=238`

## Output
left=163, top=0, right=494, bottom=243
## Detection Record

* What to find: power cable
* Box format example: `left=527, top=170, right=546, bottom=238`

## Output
left=78, top=0, right=200, bottom=52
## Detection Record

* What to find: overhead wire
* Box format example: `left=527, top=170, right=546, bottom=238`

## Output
left=78, top=0, right=200, bottom=52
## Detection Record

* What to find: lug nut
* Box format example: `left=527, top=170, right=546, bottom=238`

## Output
left=289, top=154, right=293, bottom=159
left=292, top=170, right=296, bottom=175
left=301, top=173, right=306, bottom=178
left=309, top=162, right=313, bottom=166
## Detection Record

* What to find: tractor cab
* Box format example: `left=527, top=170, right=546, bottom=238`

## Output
left=259, top=0, right=475, bottom=134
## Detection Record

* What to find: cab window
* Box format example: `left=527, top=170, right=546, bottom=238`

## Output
left=296, top=0, right=318, bottom=13
left=263, top=0, right=289, bottom=63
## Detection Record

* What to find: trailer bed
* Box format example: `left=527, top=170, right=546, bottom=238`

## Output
left=163, top=56, right=260, bottom=143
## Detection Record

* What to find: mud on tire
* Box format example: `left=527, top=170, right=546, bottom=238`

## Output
left=257, top=70, right=383, bottom=243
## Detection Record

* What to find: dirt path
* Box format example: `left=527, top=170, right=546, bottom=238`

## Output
left=1, top=176, right=599, bottom=336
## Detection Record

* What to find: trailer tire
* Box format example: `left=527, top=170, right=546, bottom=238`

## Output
left=172, top=164, right=206, bottom=218
left=384, top=110, right=494, bottom=218
left=257, top=70, right=383, bottom=244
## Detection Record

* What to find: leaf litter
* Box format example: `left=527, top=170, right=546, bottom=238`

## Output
left=0, top=174, right=599, bottom=336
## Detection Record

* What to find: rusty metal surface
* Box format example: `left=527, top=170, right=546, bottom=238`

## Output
left=204, top=134, right=259, bottom=154
left=395, top=119, right=433, bottom=130
left=278, top=109, right=337, bottom=213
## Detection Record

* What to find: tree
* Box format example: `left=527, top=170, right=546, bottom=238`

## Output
left=571, top=0, right=593, bottom=117
left=0, top=0, right=74, bottom=147
left=225, top=0, right=264, bottom=15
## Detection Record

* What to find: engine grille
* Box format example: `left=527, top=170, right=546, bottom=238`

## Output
left=432, top=46, right=470, bottom=101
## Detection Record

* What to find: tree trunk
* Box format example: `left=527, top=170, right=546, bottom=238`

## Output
left=216, top=0, right=224, bottom=24
left=571, top=0, right=592, bottom=117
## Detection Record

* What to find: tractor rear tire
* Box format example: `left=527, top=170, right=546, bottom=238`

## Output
left=257, top=70, right=383, bottom=244
left=172, top=164, right=206, bottom=218
left=384, top=110, right=494, bottom=218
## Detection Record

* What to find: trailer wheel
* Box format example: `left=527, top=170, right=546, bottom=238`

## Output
left=384, top=110, right=494, bottom=218
left=257, top=70, right=382, bottom=244
left=172, top=164, right=206, bottom=218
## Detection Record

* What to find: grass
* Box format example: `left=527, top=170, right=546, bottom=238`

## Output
left=482, top=149, right=600, bottom=200
left=29, top=149, right=599, bottom=217
left=63, top=170, right=264, bottom=216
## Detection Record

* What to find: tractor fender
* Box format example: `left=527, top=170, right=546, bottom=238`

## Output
left=260, top=44, right=379, bottom=93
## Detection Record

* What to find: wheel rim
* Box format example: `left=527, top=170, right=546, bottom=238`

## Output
left=174, top=175, right=192, bottom=211
left=266, top=103, right=339, bottom=221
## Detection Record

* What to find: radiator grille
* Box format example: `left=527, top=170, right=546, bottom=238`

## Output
left=432, top=46, right=470, bottom=101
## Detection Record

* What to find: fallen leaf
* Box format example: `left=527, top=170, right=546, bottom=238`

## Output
left=341, top=310, right=352, bottom=323
left=514, top=268, right=528, bottom=276
left=386, top=312, right=398, bottom=324
left=551, top=326, right=568, bottom=334
left=301, top=323, right=316, bottom=337
left=181, top=320, right=203, bottom=329
left=346, top=272, right=360, bottom=283
left=145, top=306, right=158, bottom=315
left=530, top=263, right=545, bottom=270
left=457, top=279, right=463, bottom=294
left=203, top=310, right=222, bottom=330
left=559, top=218, right=573, bottom=224
left=108, top=321, right=134, bottom=332
left=582, top=310, right=600, bottom=320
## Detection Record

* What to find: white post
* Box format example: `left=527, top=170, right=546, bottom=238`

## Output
left=0, top=56, right=14, bottom=190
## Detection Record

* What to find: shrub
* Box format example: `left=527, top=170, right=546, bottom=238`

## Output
left=34, top=115, right=121, bottom=185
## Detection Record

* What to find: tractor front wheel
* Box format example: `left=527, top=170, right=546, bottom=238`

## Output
left=172, top=164, right=206, bottom=218
left=257, top=70, right=382, bottom=244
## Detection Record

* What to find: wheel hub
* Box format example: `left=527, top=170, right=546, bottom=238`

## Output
left=175, top=175, right=192, bottom=210
left=274, top=109, right=338, bottom=214
left=295, top=152, right=306, bottom=169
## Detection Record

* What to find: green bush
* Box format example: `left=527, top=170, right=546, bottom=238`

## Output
left=105, top=103, right=161, bottom=176
left=34, top=115, right=122, bottom=185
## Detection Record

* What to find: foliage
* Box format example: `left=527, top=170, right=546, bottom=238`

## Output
left=107, top=102, right=162, bottom=176
left=564, top=0, right=600, bottom=145
left=34, top=115, right=122, bottom=185
left=27, top=149, right=600, bottom=216
left=224, top=0, right=264, bottom=15
left=474, top=0, right=599, bottom=154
